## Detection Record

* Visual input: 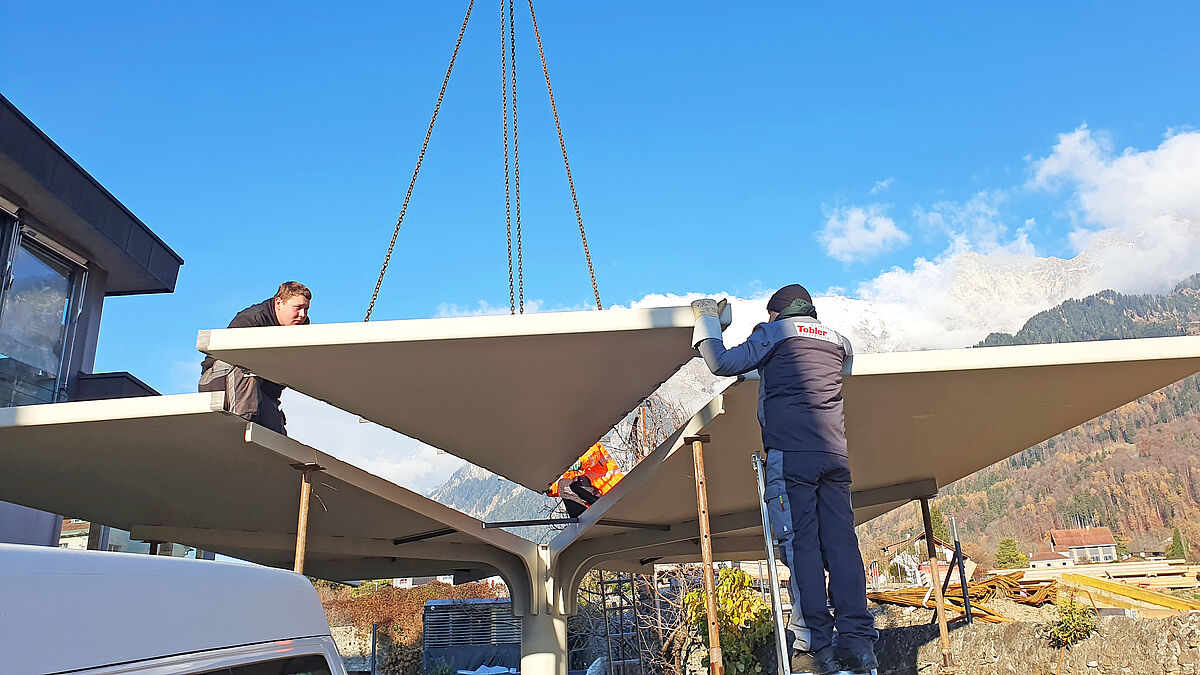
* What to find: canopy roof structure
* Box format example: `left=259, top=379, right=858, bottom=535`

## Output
left=0, top=394, right=540, bottom=611
left=8, top=327, right=1200, bottom=675
left=198, top=306, right=729, bottom=491
left=549, top=335, right=1200, bottom=595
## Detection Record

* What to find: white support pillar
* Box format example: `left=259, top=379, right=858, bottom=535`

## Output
left=521, top=611, right=568, bottom=675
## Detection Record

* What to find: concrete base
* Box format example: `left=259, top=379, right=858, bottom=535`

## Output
left=521, top=612, right=568, bottom=675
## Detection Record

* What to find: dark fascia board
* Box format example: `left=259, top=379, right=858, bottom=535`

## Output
left=0, top=93, right=182, bottom=295
left=72, top=372, right=161, bottom=401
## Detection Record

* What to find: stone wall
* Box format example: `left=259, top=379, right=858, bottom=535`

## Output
left=877, top=614, right=1200, bottom=674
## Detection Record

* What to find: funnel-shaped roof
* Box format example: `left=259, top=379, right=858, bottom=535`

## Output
left=198, top=306, right=728, bottom=491
left=556, top=336, right=1200, bottom=570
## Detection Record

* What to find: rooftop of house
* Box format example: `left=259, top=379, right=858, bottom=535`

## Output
left=1048, top=526, right=1117, bottom=548
left=1030, top=550, right=1072, bottom=562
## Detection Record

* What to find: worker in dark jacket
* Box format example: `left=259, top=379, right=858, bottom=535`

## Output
left=691, top=285, right=877, bottom=675
left=199, top=281, right=311, bottom=435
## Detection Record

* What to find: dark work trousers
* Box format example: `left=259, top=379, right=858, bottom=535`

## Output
left=562, top=478, right=600, bottom=518
left=772, top=449, right=878, bottom=654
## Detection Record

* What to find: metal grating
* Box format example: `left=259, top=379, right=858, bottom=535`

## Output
left=422, top=598, right=521, bottom=648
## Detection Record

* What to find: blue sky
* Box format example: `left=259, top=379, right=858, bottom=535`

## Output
left=5, top=3, right=1200, bottom=490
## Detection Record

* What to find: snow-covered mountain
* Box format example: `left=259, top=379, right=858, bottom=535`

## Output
left=818, top=249, right=1104, bottom=353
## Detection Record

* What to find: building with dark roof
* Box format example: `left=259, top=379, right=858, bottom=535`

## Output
left=0, top=92, right=182, bottom=545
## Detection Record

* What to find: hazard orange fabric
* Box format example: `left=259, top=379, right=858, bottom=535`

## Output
left=578, top=442, right=623, bottom=495
left=548, top=442, right=624, bottom=497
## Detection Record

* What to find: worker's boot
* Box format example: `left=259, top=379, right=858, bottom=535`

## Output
left=791, top=645, right=837, bottom=675
left=834, top=645, right=878, bottom=674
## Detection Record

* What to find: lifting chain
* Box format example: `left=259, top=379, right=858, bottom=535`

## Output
left=501, top=0, right=515, bottom=314
left=503, top=0, right=525, bottom=314
left=365, top=0, right=476, bottom=322
left=367, top=0, right=601, bottom=319
left=527, top=0, right=602, bottom=310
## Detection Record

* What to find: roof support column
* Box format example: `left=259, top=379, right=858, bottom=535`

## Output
left=687, top=434, right=724, bottom=675
left=919, top=496, right=954, bottom=670
left=521, top=612, right=567, bottom=675
left=524, top=544, right=567, bottom=675
left=291, top=462, right=323, bottom=574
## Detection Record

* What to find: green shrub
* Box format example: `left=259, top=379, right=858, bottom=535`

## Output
left=1049, top=593, right=1097, bottom=649
left=683, top=568, right=773, bottom=674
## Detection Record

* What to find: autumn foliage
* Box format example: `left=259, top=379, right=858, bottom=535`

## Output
left=317, top=580, right=504, bottom=646
left=859, top=278, right=1200, bottom=570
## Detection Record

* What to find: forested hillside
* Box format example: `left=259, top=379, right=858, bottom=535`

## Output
left=857, top=274, right=1200, bottom=568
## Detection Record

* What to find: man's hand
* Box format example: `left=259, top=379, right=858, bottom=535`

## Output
left=691, top=298, right=728, bottom=347
left=691, top=298, right=728, bottom=320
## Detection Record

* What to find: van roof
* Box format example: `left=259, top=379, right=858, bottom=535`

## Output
left=0, top=544, right=331, bottom=673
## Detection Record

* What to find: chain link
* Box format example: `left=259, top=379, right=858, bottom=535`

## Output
left=501, top=0, right=514, bottom=314
left=526, top=0, right=602, bottom=310
left=508, top=0, right=524, bottom=313
left=365, top=0, right=476, bottom=322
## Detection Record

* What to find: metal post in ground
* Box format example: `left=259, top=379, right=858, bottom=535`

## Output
left=920, top=497, right=954, bottom=670
left=950, top=516, right=973, bottom=625
left=686, top=435, right=724, bottom=675
left=370, top=622, right=378, bottom=675
left=291, top=462, right=324, bottom=575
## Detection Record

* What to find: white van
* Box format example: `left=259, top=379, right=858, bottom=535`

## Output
left=0, top=544, right=347, bottom=675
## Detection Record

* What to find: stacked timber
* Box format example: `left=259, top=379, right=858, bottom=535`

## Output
left=1007, top=559, right=1195, bottom=584
left=868, top=572, right=1058, bottom=623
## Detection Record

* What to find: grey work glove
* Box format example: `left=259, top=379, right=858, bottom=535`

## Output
left=691, top=298, right=728, bottom=348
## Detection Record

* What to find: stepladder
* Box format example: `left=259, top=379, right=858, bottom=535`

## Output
left=751, top=453, right=877, bottom=675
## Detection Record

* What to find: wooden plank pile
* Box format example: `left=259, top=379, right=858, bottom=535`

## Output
left=868, top=571, right=1058, bottom=623
left=1014, top=559, right=1195, bottom=584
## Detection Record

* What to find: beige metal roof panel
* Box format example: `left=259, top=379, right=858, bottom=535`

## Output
left=0, top=394, right=535, bottom=583
left=560, top=336, right=1200, bottom=556
left=198, top=306, right=728, bottom=491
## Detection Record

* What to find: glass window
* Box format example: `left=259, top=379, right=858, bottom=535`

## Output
left=0, top=228, right=82, bottom=406
left=204, top=654, right=333, bottom=675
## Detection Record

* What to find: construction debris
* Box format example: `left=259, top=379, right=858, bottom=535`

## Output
left=868, top=571, right=1059, bottom=623
left=871, top=566, right=1200, bottom=627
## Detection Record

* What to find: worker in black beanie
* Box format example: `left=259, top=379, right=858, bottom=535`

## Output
left=766, top=283, right=815, bottom=315
left=690, top=286, right=877, bottom=675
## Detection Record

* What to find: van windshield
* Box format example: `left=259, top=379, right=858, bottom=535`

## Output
left=211, top=654, right=333, bottom=675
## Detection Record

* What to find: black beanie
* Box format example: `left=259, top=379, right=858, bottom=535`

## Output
left=767, top=284, right=813, bottom=314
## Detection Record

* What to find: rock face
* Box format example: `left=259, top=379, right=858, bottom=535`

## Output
left=427, top=463, right=558, bottom=542
left=876, top=614, right=1200, bottom=675
left=819, top=249, right=1105, bottom=353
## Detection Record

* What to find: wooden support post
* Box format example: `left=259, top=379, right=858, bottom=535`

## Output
left=686, top=434, right=724, bottom=675
left=291, top=462, right=323, bottom=575
left=920, top=497, right=954, bottom=671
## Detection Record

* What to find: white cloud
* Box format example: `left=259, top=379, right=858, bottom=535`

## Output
left=616, top=291, right=771, bottom=344
left=1029, top=124, right=1200, bottom=294
left=783, top=124, right=1200, bottom=351
left=913, top=191, right=1033, bottom=255
left=817, top=204, right=910, bottom=263
left=281, top=390, right=465, bottom=495
left=870, top=178, right=895, bottom=194
left=435, top=298, right=548, bottom=317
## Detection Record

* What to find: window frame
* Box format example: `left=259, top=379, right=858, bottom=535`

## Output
left=0, top=219, right=89, bottom=404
